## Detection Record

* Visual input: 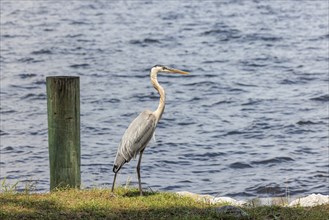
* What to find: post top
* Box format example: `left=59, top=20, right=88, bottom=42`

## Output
left=46, top=76, right=79, bottom=79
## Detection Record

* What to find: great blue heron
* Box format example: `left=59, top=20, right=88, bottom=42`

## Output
left=111, top=65, right=189, bottom=196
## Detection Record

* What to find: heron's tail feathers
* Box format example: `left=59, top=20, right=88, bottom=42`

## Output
left=113, top=153, right=126, bottom=173
left=113, top=164, right=122, bottom=173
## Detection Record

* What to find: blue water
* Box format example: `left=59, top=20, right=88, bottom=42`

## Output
left=1, top=1, right=328, bottom=199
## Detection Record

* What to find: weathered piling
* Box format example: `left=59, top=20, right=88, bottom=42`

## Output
left=46, top=76, right=80, bottom=190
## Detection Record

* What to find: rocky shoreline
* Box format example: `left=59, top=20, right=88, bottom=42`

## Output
left=176, top=191, right=329, bottom=207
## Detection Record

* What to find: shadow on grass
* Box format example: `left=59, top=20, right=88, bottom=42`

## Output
left=122, top=190, right=157, bottom=197
left=0, top=196, right=64, bottom=219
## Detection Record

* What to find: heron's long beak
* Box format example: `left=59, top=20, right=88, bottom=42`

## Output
left=167, top=67, right=189, bottom=75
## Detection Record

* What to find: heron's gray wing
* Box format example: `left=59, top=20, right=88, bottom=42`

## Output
left=113, top=110, right=157, bottom=172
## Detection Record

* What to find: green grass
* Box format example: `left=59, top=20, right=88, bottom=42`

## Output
left=0, top=188, right=328, bottom=220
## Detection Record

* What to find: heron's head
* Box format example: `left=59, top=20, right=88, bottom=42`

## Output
left=152, top=65, right=189, bottom=75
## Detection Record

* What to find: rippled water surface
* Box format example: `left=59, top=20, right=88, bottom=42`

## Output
left=1, top=1, right=328, bottom=198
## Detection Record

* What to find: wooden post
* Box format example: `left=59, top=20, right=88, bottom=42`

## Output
left=46, top=76, right=81, bottom=190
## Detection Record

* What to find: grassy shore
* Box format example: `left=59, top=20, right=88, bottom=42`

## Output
left=1, top=188, right=328, bottom=219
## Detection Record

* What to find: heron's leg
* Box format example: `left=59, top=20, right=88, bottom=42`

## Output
left=111, top=172, right=118, bottom=193
left=137, top=150, right=144, bottom=196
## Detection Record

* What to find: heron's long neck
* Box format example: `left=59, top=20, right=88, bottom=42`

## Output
left=150, top=70, right=165, bottom=122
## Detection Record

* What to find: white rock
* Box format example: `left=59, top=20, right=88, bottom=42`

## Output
left=176, top=191, right=246, bottom=206
left=176, top=191, right=214, bottom=203
left=177, top=191, right=329, bottom=207
left=211, top=197, right=246, bottom=206
left=289, top=194, right=329, bottom=207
